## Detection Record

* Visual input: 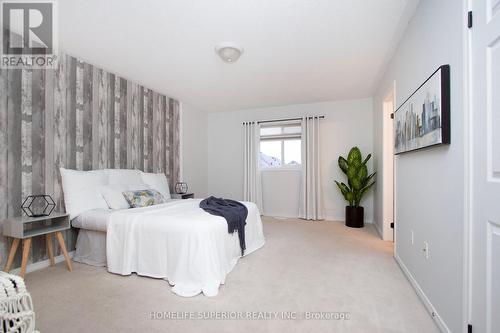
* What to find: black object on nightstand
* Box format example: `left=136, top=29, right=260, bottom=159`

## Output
left=172, top=193, right=194, bottom=199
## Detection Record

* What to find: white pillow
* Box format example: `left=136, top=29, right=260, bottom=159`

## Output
left=140, top=172, right=171, bottom=200
left=60, top=168, right=109, bottom=220
left=100, top=184, right=131, bottom=210
left=127, top=183, right=152, bottom=191
left=106, top=169, right=146, bottom=188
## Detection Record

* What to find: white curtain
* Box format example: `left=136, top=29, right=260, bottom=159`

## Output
left=299, top=116, right=324, bottom=220
left=243, top=121, right=263, bottom=211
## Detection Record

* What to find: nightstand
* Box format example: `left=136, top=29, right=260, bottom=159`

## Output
left=171, top=193, right=194, bottom=199
left=2, top=212, right=72, bottom=277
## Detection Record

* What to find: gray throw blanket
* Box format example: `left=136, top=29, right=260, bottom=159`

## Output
left=199, top=196, right=248, bottom=256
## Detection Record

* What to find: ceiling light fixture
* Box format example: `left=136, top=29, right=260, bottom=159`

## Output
left=215, top=44, right=244, bottom=63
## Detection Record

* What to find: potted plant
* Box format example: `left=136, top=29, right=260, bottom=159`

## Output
left=335, top=147, right=376, bottom=228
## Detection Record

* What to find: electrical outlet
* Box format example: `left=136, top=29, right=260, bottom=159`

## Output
left=423, top=241, right=429, bottom=259
left=410, top=230, right=414, bottom=245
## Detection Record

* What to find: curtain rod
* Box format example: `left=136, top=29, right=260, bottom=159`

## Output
left=242, top=116, right=324, bottom=125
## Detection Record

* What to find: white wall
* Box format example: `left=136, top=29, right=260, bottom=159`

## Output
left=261, top=169, right=301, bottom=218
left=372, top=0, right=465, bottom=331
left=207, top=98, right=374, bottom=222
left=181, top=102, right=208, bottom=197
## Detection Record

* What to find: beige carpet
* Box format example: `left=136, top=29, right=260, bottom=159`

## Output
left=25, top=218, right=439, bottom=333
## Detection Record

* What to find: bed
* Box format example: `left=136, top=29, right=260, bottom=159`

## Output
left=61, top=168, right=265, bottom=297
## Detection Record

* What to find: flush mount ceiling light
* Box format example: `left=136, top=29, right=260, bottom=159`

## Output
left=215, top=44, right=244, bottom=63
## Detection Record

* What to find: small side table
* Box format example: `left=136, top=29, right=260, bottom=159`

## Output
left=2, top=212, right=72, bottom=277
left=171, top=193, right=194, bottom=199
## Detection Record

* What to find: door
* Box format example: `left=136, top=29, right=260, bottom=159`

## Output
left=470, top=0, right=500, bottom=332
left=382, top=87, right=395, bottom=242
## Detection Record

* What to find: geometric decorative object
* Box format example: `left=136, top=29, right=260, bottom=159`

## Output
left=175, top=182, right=188, bottom=195
left=21, top=195, right=56, bottom=217
left=394, top=64, right=451, bottom=154
left=0, top=271, right=38, bottom=333
left=215, top=43, right=244, bottom=63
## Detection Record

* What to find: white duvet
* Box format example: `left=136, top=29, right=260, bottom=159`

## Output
left=106, top=199, right=265, bottom=297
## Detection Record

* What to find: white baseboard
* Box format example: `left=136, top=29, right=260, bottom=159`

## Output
left=394, top=255, right=451, bottom=333
left=262, top=214, right=300, bottom=219
left=262, top=213, right=374, bottom=224
left=373, top=221, right=383, bottom=238
left=9, top=251, right=75, bottom=275
left=261, top=214, right=374, bottom=225
left=324, top=215, right=373, bottom=224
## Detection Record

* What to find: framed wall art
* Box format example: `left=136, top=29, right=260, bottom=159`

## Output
left=394, top=65, right=450, bottom=154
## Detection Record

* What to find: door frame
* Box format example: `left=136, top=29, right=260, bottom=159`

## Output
left=382, top=82, right=396, bottom=242
left=463, top=0, right=472, bottom=330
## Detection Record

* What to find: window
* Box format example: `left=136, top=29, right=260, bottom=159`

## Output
left=259, top=122, right=302, bottom=168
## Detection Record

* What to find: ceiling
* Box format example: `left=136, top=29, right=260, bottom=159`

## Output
left=59, top=0, right=419, bottom=112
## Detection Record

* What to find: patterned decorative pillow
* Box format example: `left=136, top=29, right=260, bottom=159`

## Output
left=122, top=189, right=166, bottom=208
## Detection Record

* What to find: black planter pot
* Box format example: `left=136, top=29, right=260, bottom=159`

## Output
left=345, top=206, right=364, bottom=228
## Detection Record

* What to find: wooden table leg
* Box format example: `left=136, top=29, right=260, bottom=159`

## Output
left=4, top=238, right=20, bottom=272
left=20, top=238, right=32, bottom=278
left=55, top=231, right=72, bottom=272
left=46, top=233, right=55, bottom=266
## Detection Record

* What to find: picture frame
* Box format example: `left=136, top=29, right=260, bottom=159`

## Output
left=394, top=65, right=450, bottom=155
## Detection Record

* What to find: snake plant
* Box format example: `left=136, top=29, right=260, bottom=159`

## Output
left=335, top=147, right=376, bottom=207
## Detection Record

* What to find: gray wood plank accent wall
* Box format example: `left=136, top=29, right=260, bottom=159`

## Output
left=0, top=53, right=181, bottom=268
